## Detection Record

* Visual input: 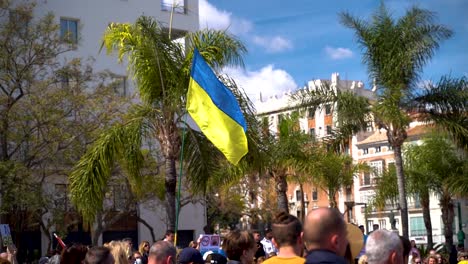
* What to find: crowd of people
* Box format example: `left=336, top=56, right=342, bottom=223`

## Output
left=1, top=208, right=467, bottom=264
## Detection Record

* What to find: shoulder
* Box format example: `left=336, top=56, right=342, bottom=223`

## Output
left=264, top=256, right=305, bottom=264
left=305, top=250, right=347, bottom=264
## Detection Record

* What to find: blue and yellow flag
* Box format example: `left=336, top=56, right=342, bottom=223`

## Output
left=187, top=49, right=248, bottom=165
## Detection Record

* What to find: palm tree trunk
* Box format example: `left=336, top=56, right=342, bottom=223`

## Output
left=299, top=183, right=306, bottom=222
left=275, top=173, right=289, bottom=212
left=165, top=157, right=177, bottom=230
left=91, top=212, right=103, bottom=246
left=328, top=190, right=337, bottom=208
left=394, top=144, right=409, bottom=238
left=421, top=192, right=433, bottom=249
left=440, top=190, right=455, bottom=254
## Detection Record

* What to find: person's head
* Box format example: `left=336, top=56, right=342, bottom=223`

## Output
left=139, top=241, right=150, bottom=254
left=400, top=236, right=411, bottom=264
left=429, top=249, right=436, bottom=255
left=0, top=253, right=7, bottom=260
left=410, top=240, right=416, bottom=248
left=358, top=225, right=365, bottom=234
left=271, top=211, right=303, bottom=255
left=61, top=243, right=88, bottom=264
left=365, top=230, right=403, bottom=264
left=178, top=247, right=204, bottom=264
left=123, top=238, right=133, bottom=249
left=188, top=241, right=198, bottom=249
left=264, top=228, right=273, bottom=240
left=428, top=256, right=437, bottom=264
left=132, top=251, right=143, bottom=264
left=204, top=253, right=227, bottom=264
left=105, top=240, right=128, bottom=264
left=165, top=230, right=175, bottom=242
left=435, top=254, right=443, bottom=264
left=83, top=247, right=114, bottom=264
left=372, top=224, right=379, bottom=231
left=222, top=230, right=256, bottom=264
left=252, top=231, right=261, bottom=242
left=303, top=207, right=348, bottom=257
left=148, top=241, right=176, bottom=264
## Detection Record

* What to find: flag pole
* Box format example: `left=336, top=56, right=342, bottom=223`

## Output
left=174, top=118, right=187, bottom=247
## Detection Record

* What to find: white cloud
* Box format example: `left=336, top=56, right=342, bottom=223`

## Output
left=223, top=65, right=297, bottom=102
left=324, top=46, right=353, bottom=60
left=252, top=36, right=293, bottom=53
left=199, top=0, right=252, bottom=35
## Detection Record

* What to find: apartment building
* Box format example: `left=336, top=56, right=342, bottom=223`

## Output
left=255, top=72, right=373, bottom=219
left=352, top=122, right=468, bottom=247
left=18, top=0, right=203, bottom=255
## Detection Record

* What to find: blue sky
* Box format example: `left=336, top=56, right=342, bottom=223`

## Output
left=199, top=0, right=468, bottom=101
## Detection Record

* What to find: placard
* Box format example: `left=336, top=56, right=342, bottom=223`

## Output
left=0, top=224, right=13, bottom=246
left=198, top=234, right=221, bottom=256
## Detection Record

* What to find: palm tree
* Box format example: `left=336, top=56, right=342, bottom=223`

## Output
left=262, top=113, right=311, bottom=211
left=404, top=145, right=435, bottom=249
left=407, top=136, right=466, bottom=252
left=309, top=146, right=368, bottom=208
left=339, top=4, right=453, bottom=238
left=68, top=16, right=255, bottom=231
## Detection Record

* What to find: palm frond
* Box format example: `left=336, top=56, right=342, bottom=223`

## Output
left=185, top=29, right=247, bottom=72
left=411, top=76, right=468, bottom=150
left=102, top=16, right=187, bottom=106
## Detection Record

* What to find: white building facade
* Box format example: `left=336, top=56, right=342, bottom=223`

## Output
left=30, top=0, right=204, bottom=253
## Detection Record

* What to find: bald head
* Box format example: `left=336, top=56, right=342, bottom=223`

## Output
left=303, top=207, right=348, bottom=255
left=149, top=241, right=176, bottom=264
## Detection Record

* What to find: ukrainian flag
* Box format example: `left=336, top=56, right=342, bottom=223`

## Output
left=187, top=49, right=248, bottom=165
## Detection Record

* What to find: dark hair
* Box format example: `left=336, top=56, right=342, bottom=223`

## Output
left=222, top=230, right=255, bottom=261
left=399, top=236, right=411, bottom=260
left=61, top=243, right=88, bottom=264
left=272, top=211, right=302, bottom=247
left=166, top=230, right=175, bottom=236
left=83, top=246, right=112, bottom=264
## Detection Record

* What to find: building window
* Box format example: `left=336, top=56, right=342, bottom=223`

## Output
left=367, top=220, right=374, bottom=230
left=345, top=186, right=352, bottom=201
left=295, top=190, right=302, bottom=202
left=369, top=160, right=383, bottom=176
left=326, top=126, right=332, bottom=135
left=389, top=145, right=393, bottom=150
left=379, top=219, right=387, bottom=230
left=161, top=0, right=186, bottom=14
left=363, top=172, right=371, bottom=186
left=366, top=122, right=373, bottom=132
left=9, top=9, right=31, bottom=34
left=376, top=146, right=381, bottom=153
left=325, top=104, right=332, bottom=115
left=410, top=217, right=426, bottom=236
left=309, top=128, right=315, bottom=138
left=105, top=185, right=135, bottom=211
left=312, top=187, right=318, bottom=201
left=60, top=18, right=78, bottom=44
left=308, top=107, right=315, bottom=118
left=363, top=148, right=369, bottom=155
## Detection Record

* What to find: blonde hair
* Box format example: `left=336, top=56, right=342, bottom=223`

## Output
left=139, top=241, right=150, bottom=255
left=105, top=240, right=128, bottom=264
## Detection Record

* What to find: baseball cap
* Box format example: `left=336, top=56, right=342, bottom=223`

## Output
left=178, top=247, right=204, bottom=264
